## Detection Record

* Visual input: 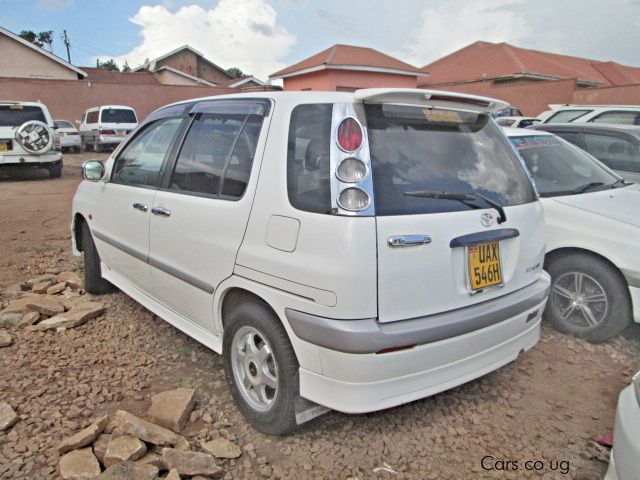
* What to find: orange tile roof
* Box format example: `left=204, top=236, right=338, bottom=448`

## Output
left=419, top=41, right=640, bottom=88
left=271, top=44, right=425, bottom=78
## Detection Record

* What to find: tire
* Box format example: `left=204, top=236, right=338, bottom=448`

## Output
left=544, top=253, right=631, bottom=342
left=223, top=300, right=299, bottom=435
left=48, top=160, right=62, bottom=178
left=81, top=222, right=115, bottom=294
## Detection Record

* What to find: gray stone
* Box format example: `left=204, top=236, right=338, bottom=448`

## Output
left=0, top=311, right=22, bottom=327
left=147, top=388, right=196, bottom=433
left=104, top=435, right=147, bottom=467
left=0, top=402, right=18, bottom=430
left=111, top=410, right=185, bottom=446
left=201, top=438, right=242, bottom=459
left=162, top=448, right=222, bottom=477
left=26, top=273, right=57, bottom=287
left=98, top=461, right=158, bottom=480
left=19, top=311, right=40, bottom=327
left=93, top=433, right=111, bottom=464
left=37, top=302, right=105, bottom=331
left=0, top=329, right=12, bottom=348
left=58, top=448, right=101, bottom=480
left=166, top=468, right=181, bottom=480
left=4, top=282, right=27, bottom=299
left=58, top=415, right=109, bottom=454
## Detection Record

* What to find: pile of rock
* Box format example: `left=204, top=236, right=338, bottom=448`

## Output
left=57, top=388, right=241, bottom=479
left=0, top=272, right=105, bottom=344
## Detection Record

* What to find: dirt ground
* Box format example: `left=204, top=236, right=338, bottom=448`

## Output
left=0, top=153, right=639, bottom=480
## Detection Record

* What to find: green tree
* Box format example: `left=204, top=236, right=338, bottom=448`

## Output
left=19, top=30, right=43, bottom=47
left=121, top=61, right=131, bottom=73
left=226, top=67, right=243, bottom=78
left=100, top=59, right=120, bottom=72
left=37, top=30, right=54, bottom=51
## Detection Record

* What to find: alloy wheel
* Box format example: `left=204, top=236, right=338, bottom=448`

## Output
left=550, top=271, right=608, bottom=329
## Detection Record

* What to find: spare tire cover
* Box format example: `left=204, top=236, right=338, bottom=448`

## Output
left=15, top=120, right=53, bottom=155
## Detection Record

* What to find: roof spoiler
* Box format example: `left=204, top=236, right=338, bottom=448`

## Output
left=354, top=89, right=509, bottom=114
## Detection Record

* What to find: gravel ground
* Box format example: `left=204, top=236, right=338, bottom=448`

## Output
left=0, top=153, right=639, bottom=479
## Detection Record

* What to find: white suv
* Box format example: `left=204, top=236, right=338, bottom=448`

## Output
left=79, top=105, right=138, bottom=152
left=0, top=100, right=62, bottom=178
left=72, top=89, right=550, bottom=434
left=539, top=105, right=640, bottom=125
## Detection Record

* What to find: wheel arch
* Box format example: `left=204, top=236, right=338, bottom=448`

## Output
left=219, top=287, right=280, bottom=330
left=73, top=213, right=87, bottom=252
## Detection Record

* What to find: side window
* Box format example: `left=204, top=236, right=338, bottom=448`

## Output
left=87, top=111, right=99, bottom=124
left=550, top=130, right=580, bottom=145
left=519, top=119, right=535, bottom=128
left=111, top=117, right=183, bottom=187
left=545, top=109, right=592, bottom=123
left=589, top=111, right=638, bottom=125
left=287, top=104, right=333, bottom=213
left=169, top=112, right=263, bottom=198
left=583, top=133, right=640, bottom=173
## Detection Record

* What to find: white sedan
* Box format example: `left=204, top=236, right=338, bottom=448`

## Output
left=54, top=119, right=81, bottom=153
left=505, top=128, right=640, bottom=342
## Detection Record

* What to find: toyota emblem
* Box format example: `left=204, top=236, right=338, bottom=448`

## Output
left=480, top=212, right=494, bottom=227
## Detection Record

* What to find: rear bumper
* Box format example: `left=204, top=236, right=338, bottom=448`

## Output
left=98, top=135, right=126, bottom=145
left=60, top=136, right=81, bottom=147
left=605, top=385, right=640, bottom=480
left=0, top=151, right=62, bottom=165
left=286, top=273, right=550, bottom=354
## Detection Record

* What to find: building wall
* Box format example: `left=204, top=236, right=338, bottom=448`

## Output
left=0, top=77, right=234, bottom=123
left=283, top=69, right=418, bottom=91
left=572, top=83, right=640, bottom=105
left=196, top=59, right=232, bottom=86
left=0, top=36, right=78, bottom=80
left=426, top=78, right=578, bottom=116
left=156, top=50, right=198, bottom=78
left=155, top=69, right=201, bottom=86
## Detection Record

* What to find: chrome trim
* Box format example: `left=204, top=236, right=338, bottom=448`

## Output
left=148, top=256, right=214, bottom=294
left=92, top=229, right=148, bottom=264
left=151, top=206, right=171, bottom=217
left=285, top=274, right=551, bottom=354
left=387, top=235, right=431, bottom=248
left=330, top=103, right=376, bottom=216
left=132, top=202, right=148, bottom=212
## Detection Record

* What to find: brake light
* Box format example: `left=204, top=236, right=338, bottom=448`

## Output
left=100, top=129, right=115, bottom=135
left=336, top=117, right=362, bottom=152
left=428, top=94, right=490, bottom=107
left=68, top=132, right=79, bottom=136
left=376, top=344, right=415, bottom=354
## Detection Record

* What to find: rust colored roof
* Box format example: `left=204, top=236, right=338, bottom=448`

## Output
left=271, top=44, right=425, bottom=78
left=419, top=41, right=640, bottom=88
left=83, top=67, right=161, bottom=85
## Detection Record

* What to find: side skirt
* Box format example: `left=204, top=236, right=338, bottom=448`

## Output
left=101, top=264, right=222, bottom=354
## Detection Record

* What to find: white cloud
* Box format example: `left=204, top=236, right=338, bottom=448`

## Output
left=401, top=0, right=532, bottom=67
left=37, top=0, right=72, bottom=12
left=118, top=0, right=296, bottom=80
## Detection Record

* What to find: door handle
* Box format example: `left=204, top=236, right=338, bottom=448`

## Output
left=132, top=202, right=148, bottom=212
left=387, top=235, right=431, bottom=247
left=151, top=207, right=171, bottom=217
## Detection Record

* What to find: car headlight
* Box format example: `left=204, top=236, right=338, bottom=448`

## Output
left=633, top=371, right=640, bottom=404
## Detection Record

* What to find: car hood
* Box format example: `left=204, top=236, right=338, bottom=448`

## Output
left=551, top=184, right=640, bottom=227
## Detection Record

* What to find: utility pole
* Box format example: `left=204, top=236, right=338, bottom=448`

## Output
left=62, top=30, right=71, bottom=63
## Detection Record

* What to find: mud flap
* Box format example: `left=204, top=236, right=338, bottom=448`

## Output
left=293, top=371, right=330, bottom=425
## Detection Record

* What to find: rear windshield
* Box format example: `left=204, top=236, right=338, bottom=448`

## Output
left=0, top=105, right=47, bottom=126
left=54, top=120, right=74, bottom=128
left=101, top=108, right=137, bottom=124
left=366, top=105, right=537, bottom=216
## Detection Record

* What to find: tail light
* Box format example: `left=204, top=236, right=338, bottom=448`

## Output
left=54, top=135, right=61, bottom=150
left=68, top=132, right=79, bottom=136
left=336, top=117, right=363, bottom=152
left=337, top=187, right=370, bottom=211
left=336, top=157, right=367, bottom=183
left=100, top=129, right=115, bottom=135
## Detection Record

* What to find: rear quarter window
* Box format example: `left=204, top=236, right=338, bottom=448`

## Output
left=287, top=104, right=333, bottom=213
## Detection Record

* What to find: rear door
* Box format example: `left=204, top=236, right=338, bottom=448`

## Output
left=365, top=104, right=545, bottom=322
left=148, top=99, right=271, bottom=329
left=100, top=107, right=138, bottom=137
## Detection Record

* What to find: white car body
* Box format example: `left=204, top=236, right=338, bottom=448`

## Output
left=495, top=116, right=540, bottom=128
left=505, top=128, right=640, bottom=324
left=79, top=105, right=138, bottom=151
left=72, top=90, right=550, bottom=419
left=54, top=119, right=81, bottom=151
left=0, top=100, right=62, bottom=167
left=538, top=105, right=640, bottom=125
left=605, top=372, right=640, bottom=480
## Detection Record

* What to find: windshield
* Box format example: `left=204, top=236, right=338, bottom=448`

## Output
left=365, top=105, right=537, bottom=215
left=100, top=108, right=137, bottom=124
left=54, top=120, right=74, bottom=128
left=510, top=135, right=620, bottom=196
left=0, top=105, right=47, bottom=126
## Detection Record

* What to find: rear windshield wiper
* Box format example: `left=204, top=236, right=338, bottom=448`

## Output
left=569, top=182, right=604, bottom=194
left=404, top=191, right=507, bottom=223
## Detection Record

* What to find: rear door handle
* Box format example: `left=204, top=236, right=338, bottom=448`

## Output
left=387, top=235, right=431, bottom=247
left=151, top=207, right=171, bottom=217
left=132, top=202, right=148, bottom=212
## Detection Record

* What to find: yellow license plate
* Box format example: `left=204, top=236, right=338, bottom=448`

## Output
left=468, top=241, right=502, bottom=291
left=0, top=142, right=7, bottom=152
left=58, top=132, right=65, bottom=137
left=115, top=130, right=126, bottom=137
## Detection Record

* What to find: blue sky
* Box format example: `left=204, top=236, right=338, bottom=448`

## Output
left=1, top=0, right=639, bottom=80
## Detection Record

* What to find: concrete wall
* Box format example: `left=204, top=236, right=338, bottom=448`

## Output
left=572, top=84, right=640, bottom=105
left=0, top=36, right=78, bottom=80
left=427, top=78, right=578, bottom=116
left=0, top=77, right=234, bottom=123
left=283, top=69, right=418, bottom=91
left=155, top=69, right=201, bottom=86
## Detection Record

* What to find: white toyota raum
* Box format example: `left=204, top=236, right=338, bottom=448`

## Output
left=72, top=89, right=550, bottom=434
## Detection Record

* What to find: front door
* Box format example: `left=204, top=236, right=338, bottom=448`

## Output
left=89, top=117, right=184, bottom=293
left=148, top=100, right=270, bottom=329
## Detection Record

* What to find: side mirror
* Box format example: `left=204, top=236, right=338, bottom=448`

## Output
left=82, top=160, right=105, bottom=181
left=75, top=120, right=81, bottom=125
